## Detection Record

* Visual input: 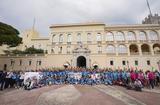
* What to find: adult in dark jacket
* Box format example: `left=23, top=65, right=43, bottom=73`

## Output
left=0, top=71, right=7, bottom=90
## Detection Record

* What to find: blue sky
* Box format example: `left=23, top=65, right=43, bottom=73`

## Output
left=0, top=0, right=159, bottom=36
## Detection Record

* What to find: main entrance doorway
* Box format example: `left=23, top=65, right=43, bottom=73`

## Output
left=77, top=56, right=86, bottom=68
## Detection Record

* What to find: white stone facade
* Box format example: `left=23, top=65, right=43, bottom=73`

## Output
left=0, top=23, right=160, bottom=71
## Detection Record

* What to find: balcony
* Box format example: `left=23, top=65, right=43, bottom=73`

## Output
left=52, top=42, right=56, bottom=45
left=105, top=41, right=114, bottom=43
left=97, top=41, right=102, bottom=44
left=142, top=52, right=151, bottom=55
left=67, top=42, right=71, bottom=45
left=87, top=41, right=92, bottom=44
left=130, top=52, right=139, bottom=55
left=118, top=53, right=128, bottom=56
left=98, top=51, right=102, bottom=54
left=106, top=53, right=116, bottom=56
left=154, top=52, right=160, bottom=55
left=128, top=40, right=137, bottom=43
left=150, top=40, right=160, bottom=43
left=139, top=40, right=148, bottom=43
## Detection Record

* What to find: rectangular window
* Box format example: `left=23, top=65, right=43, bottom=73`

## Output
left=97, top=33, right=102, bottom=41
left=10, top=60, right=15, bottom=66
left=29, top=60, right=32, bottom=66
left=77, top=33, right=81, bottom=43
left=97, top=46, right=102, bottom=53
left=19, top=60, right=22, bottom=66
left=110, top=60, right=114, bottom=65
left=39, top=61, right=41, bottom=66
left=87, top=33, right=92, bottom=43
left=135, top=60, right=138, bottom=66
left=122, top=61, right=126, bottom=65
left=59, top=47, right=62, bottom=53
left=67, top=34, right=72, bottom=43
left=67, top=46, right=71, bottom=54
left=147, top=60, right=150, bottom=65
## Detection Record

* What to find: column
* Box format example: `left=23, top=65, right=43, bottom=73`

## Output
left=127, top=44, right=130, bottom=56
left=123, top=31, right=128, bottom=43
left=150, top=44, right=154, bottom=55
left=138, top=44, right=142, bottom=56
left=115, top=44, right=118, bottom=56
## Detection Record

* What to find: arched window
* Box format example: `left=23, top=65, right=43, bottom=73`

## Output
left=129, top=44, right=139, bottom=54
left=38, top=44, right=41, bottom=49
left=106, top=45, right=115, bottom=53
left=97, top=45, right=102, bottom=53
left=153, top=43, right=160, bottom=54
left=67, top=34, right=72, bottom=42
left=115, top=32, right=125, bottom=41
left=149, top=30, right=158, bottom=40
left=51, top=48, right=54, bottom=53
left=141, top=44, right=150, bottom=54
left=126, top=32, right=136, bottom=40
left=97, top=33, right=102, bottom=41
left=139, top=31, right=147, bottom=40
left=52, top=34, right=56, bottom=43
left=118, top=45, right=127, bottom=53
left=87, top=33, right=92, bottom=42
left=67, top=46, right=71, bottom=53
left=106, top=32, right=114, bottom=41
left=59, top=34, right=63, bottom=43
left=77, top=33, right=81, bottom=42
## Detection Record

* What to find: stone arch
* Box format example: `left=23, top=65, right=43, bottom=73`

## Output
left=153, top=43, right=160, bottom=54
left=52, top=34, right=56, bottom=43
left=115, top=31, right=125, bottom=41
left=141, top=44, right=150, bottom=54
left=106, top=44, right=116, bottom=53
left=77, top=56, right=86, bottom=68
left=127, top=31, right=136, bottom=40
left=105, top=31, right=114, bottom=41
left=129, top=44, right=139, bottom=54
left=139, top=31, right=147, bottom=40
left=149, top=30, right=159, bottom=40
left=118, top=44, right=127, bottom=53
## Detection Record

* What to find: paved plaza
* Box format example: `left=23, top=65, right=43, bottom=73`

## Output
left=0, top=85, right=160, bottom=105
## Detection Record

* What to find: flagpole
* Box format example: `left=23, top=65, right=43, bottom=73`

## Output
left=146, top=0, right=152, bottom=16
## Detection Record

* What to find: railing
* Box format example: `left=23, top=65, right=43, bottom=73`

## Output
left=142, top=52, right=151, bottom=55
left=154, top=52, right=160, bottom=55
left=98, top=51, right=102, bottom=54
left=128, top=40, right=137, bottom=43
left=150, top=40, right=159, bottom=43
left=67, top=42, right=71, bottom=45
left=118, top=53, right=128, bottom=55
left=106, top=53, right=116, bottom=55
left=105, top=41, right=114, bottom=43
left=130, top=52, right=139, bottom=55
left=139, top=40, right=148, bottom=43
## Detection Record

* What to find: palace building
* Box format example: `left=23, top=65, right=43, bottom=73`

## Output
left=0, top=15, right=160, bottom=71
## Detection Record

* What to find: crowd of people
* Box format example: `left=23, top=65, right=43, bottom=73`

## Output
left=0, top=67, right=160, bottom=91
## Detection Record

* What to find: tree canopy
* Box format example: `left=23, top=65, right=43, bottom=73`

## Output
left=4, top=47, right=44, bottom=54
left=0, top=22, right=22, bottom=47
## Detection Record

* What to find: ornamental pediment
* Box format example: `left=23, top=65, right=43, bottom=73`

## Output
left=72, top=44, right=91, bottom=53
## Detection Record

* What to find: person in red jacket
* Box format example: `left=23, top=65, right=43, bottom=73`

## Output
left=130, top=71, right=136, bottom=83
left=148, top=71, right=155, bottom=89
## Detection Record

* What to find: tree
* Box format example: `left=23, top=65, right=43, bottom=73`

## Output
left=24, top=47, right=44, bottom=54
left=0, top=22, right=22, bottom=47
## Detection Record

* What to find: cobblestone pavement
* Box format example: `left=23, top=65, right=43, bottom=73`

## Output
left=0, top=85, right=160, bottom=105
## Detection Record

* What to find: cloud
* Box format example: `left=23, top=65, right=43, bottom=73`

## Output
left=0, top=0, right=160, bottom=36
